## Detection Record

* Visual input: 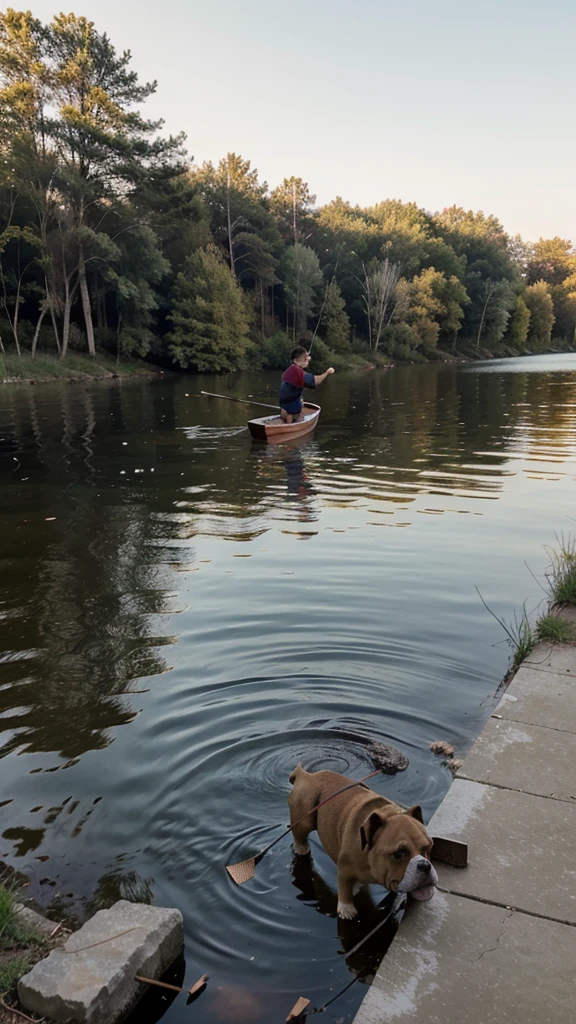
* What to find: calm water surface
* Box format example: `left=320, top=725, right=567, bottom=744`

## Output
left=1, top=354, right=576, bottom=1023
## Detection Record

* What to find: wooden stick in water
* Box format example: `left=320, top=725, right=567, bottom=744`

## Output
left=134, top=973, right=209, bottom=996
left=199, top=390, right=278, bottom=411
left=135, top=975, right=183, bottom=994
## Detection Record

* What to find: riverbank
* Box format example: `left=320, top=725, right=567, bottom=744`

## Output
left=353, top=605, right=576, bottom=1024
left=1, top=344, right=574, bottom=388
left=0, top=352, right=165, bottom=386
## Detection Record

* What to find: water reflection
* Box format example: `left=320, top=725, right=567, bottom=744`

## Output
left=251, top=441, right=318, bottom=523
left=291, top=851, right=397, bottom=979
left=0, top=495, right=174, bottom=760
left=1, top=357, right=576, bottom=1024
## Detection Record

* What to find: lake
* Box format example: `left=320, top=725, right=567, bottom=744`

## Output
left=1, top=353, right=576, bottom=1023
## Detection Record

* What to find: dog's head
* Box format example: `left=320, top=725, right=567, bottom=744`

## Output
left=360, top=805, right=438, bottom=901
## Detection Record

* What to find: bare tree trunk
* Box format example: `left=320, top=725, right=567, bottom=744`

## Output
left=310, top=282, right=330, bottom=352
left=476, top=281, right=494, bottom=350
left=0, top=267, right=21, bottom=356
left=373, top=260, right=401, bottom=351
left=78, top=242, right=96, bottom=355
left=13, top=288, right=21, bottom=354
left=227, top=161, right=235, bottom=277
left=31, top=303, right=49, bottom=357
left=59, top=272, right=77, bottom=361
left=12, top=243, right=22, bottom=354
left=116, top=312, right=122, bottom=364
left=294, top=263, right=301, bottom=340
left=60, top=290, right=72, bottom=360
left=293, top=180, right=297, bottom=246
left=361, top=263, right=372, bottom=351
left=96, top=292, right=104, bottom=330
left=46, top=280, right=61, bottom=355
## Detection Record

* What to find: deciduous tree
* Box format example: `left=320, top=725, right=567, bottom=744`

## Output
left=524, top=281, right=555, bottom=350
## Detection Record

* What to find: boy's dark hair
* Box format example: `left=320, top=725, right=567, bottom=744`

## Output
left=291, top=346, right=309, bottom=361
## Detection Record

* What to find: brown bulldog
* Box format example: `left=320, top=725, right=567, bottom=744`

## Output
left=288, top=764, right=437, bottom=919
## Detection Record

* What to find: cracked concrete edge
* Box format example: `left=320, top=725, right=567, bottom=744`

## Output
left=353, top=890, right=576, bottom=1024
left=524, top=640, right=576, bottom=674
left=473, top=908, right=514, bottom=963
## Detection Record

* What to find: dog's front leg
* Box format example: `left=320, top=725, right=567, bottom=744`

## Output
left=336, top=865, right=357, bottom=920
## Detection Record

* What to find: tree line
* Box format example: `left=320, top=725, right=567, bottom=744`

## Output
left=1, top=9, right=575, bottom=374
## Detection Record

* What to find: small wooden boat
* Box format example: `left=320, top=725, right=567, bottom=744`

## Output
left=247, top=403, right=321, bottom=442
left=199, top=391, right=321, bottom=444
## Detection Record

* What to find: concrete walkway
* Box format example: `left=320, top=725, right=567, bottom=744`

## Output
left=354, top=629, right=576, bottom=1024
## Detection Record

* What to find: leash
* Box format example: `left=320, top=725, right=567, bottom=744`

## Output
left=293, top=893, right=407, bottom=1018
left=259, top=770, right=382, bottom=861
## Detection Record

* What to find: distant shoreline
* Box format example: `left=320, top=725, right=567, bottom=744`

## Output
left=1, top=345, right=574, bottom=388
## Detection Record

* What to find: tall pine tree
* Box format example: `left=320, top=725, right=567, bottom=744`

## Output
left=167, top=245, right=252, bottom=372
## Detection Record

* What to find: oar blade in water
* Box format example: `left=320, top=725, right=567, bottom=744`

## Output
left=286, top=996, right=310, bottom=1021
left=226, top=856, right=257, bottom=885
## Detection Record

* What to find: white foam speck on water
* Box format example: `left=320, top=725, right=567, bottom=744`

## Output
left=427, top=779, right=492, bottom=838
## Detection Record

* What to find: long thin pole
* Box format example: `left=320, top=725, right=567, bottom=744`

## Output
left=199, top=390, right=278, bottom=411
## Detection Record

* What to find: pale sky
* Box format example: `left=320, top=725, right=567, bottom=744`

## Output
left=25, top=0, right=576, bottom=243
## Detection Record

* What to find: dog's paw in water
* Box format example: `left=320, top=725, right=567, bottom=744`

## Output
left=293, top=841, right=310, bottom=856
left=337, top=901, right=358, bottom=920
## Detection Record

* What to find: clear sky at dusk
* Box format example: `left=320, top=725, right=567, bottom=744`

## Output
left=25, top=0, right=576, bottom=242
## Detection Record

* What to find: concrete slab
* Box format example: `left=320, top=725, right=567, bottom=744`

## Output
left=18, top=899, right=183, bottom=1024
left=496, top=664, right=576, bottom=734
left=353, top=890, right=576, bottom=1024
left=525, top=642, right=576, bottom=675
left=459, top=717, right=576, bottom=801
left=427, top=779, right=576, bottom=923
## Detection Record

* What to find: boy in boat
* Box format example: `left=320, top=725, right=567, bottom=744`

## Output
left=279, top=347, right=335, bottom=423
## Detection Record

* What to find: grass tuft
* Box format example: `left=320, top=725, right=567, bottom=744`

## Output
left=476, top=588, right=536, bottom=668
left=508, top=610, right=536, bottom=668
left=0, top=884, right=24, bottom=946
left=545, top=534, right=576, bottom=606
left=0, top=883, right=45, bottom=999
left=536, top=615, right=576, bottom=644
left=0, top=957, right=30, bottom=995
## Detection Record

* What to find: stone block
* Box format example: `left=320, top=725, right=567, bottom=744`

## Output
left=18, top=900, right=183, bottom=1024
left=15, top=903, right=58, bottom=938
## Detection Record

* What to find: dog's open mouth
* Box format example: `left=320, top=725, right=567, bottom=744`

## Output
left=409, top=883, right=436, bottom=901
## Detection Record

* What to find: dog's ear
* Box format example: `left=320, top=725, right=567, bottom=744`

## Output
left=404, top=804, right=424, bottom=824
left=360, top=811, right=385, bottom=850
